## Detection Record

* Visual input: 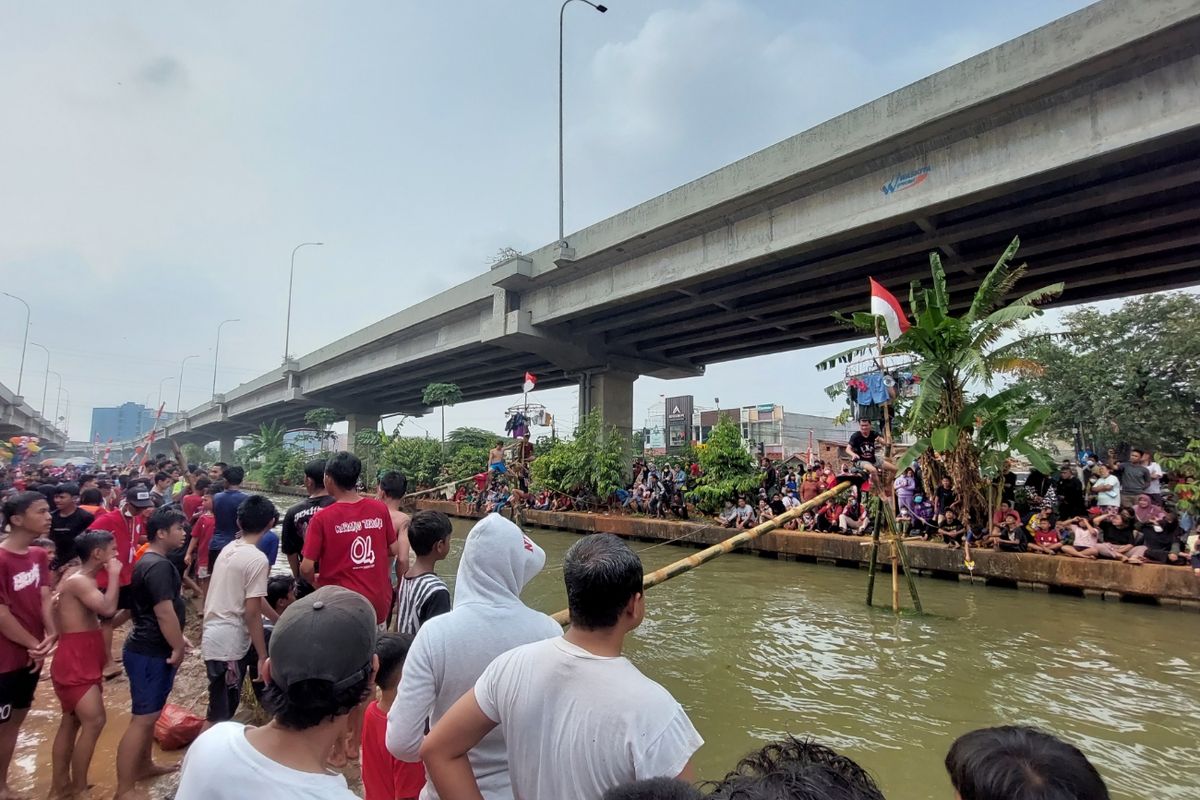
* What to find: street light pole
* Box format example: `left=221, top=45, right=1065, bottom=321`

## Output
left=49, top=370, right=62, bottom=426
left=60, top=388, right=70, bottom=437
left=559, top=0, right=607, bottom=248
left=157, top=376, right=175, bottom=411
left=212, top=319, right=239, bottom=398
left=1, top=292, right=30, bottom=397
left=29, top=342, right=49, bottom=416
left=283, top=242, right=324, bottom=362
left=177, top=354, right=199, bottom=415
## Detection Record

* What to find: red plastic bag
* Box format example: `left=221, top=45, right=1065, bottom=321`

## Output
left=154, top=703, right=205, bottom=750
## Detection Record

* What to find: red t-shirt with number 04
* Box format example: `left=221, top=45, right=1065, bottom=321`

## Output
left=302, top=497, right=397, bottom=623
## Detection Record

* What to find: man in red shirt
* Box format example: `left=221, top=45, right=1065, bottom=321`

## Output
left=301, top=450, right=399, bottom=764
left=89, top=487, right=156, bottom=677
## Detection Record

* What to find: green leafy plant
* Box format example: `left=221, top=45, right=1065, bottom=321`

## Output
left=818, top=236, right=1062, bottom=523
left=688, top=417, right=760, bottom=514
left=1162, top=440, right=1200, bottom=515
left=422, top=383, right=464, bottom=454
left=528, top=412, right=627, bottom=503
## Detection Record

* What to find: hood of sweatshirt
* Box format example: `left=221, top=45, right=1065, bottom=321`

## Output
left=452, top=512, right=546, bottom=608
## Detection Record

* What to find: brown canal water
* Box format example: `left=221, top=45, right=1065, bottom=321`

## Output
left=9, top=512, right=1197, bottom=799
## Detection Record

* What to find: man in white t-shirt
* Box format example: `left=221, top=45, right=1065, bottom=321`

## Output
left=421, top=533, right=703, bottom=800
left=200, top=494, right=278, bottom=725
left=175, top=586, right=378, bottom=800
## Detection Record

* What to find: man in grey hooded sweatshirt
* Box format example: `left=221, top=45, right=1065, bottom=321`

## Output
left=386, top=513, right=560, bottom=800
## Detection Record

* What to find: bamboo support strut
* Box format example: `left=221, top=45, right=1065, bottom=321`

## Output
left=404, top=475, right=477, bottom=500
left=551, top=481, right=853, bottom=626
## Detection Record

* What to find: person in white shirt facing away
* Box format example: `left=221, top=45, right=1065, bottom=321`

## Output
left=386, top=513, right=561, bottom=800
left=420, top=533, right=704, bottom=800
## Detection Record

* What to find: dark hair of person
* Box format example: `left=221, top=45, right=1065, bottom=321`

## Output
left=154, top=471, right=171, bottom=484
left=945, top=726, right=1109, bottom=800
left=324, top=451, right=361, bottom=491
left=304, top=459, right=327, bottom=486
left=194, top=475, right=212, bottom=493
left=602, top=777, right=702, bottom=800
left=3, top=491, right=48, bottom=520
left=562, top=533, right=644, bottom=630
left=237, top=494, right=278, bottom=535
left=54, top=482, right=80, bottom=497
left=375, top=632, right=414, bottom=690
left=408, top=510, right=452, bottom=556
left=79, top=472, right=96, bottom=483
left=707, top=736, right=885, bottom=800
left=213, top=461, right=228, bottom=470
left=264, top=673, right=373, bottom=732
left=147, top=507, right=187, bottom=542
left=206, top=481, right=226, bottom=496
left=224, top=465, right=245, bottom=486
left=378, top=470, right=408, bottom=500
left=37, top=484, right=57, bottom=502
left=1129, top=448, right=1143, bottom=459
left=267, top=575, right=295, bottom=611
left=80, top=487, right=103, bottom=506
left=75, top=529, right=115, bottom=563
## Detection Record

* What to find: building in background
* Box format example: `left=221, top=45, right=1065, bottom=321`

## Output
left=89, top=402, right=177, bottom=443
left=642, top=395, right=855, bottom=462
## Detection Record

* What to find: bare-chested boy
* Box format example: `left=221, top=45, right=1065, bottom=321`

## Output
left=50, top=529, right=122, bottom=798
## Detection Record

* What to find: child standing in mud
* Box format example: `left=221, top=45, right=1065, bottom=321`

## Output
left=50, top=530, right=122, bottom=798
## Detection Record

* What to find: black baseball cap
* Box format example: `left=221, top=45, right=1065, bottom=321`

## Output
left=124, top=487, right=155, bottom=508
left=268, top=586, right=376, bottom=691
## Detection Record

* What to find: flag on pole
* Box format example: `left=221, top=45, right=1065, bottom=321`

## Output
left=523, top=372, right=537, bottom=394
left=869, top=278, right=910, bottom=341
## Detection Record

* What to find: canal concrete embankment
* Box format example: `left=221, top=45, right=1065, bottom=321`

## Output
left=416, top=501, right=1200, bottom=610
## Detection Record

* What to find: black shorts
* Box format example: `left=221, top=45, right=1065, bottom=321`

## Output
left=0, top=667, right=42, bottom=718
left=205, top=658, right=248, bottom=723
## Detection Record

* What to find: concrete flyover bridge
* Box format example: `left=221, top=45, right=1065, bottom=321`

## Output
left=140, top=0, right=1200, bottom=461
left=0, top=381, right=67, bottom=452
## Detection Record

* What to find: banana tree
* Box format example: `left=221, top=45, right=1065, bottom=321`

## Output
left=818, top=236, right=1063, bottom=524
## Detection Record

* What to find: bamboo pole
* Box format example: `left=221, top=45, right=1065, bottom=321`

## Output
left=893, top=527, right=924, bottom=613
left=890, top=543, right=900, bottom=612
left=865, top=513, right=881, bottom=606
left=551, top=481, right=853, bottom=626
left=404, top=474, right=476, bottom=500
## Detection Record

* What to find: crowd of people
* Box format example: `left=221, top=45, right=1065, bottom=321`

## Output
left=456, top=422, right=1199, bottom=576
left=0, top=447, right=1126, bottom=800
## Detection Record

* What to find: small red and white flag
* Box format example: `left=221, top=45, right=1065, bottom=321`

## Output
left=522, top=372, right=537, bottom=394
left=869, top=278, right=910, bottom=341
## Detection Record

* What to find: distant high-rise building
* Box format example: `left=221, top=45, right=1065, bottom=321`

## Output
left=90, top=403, right=176, bottom=443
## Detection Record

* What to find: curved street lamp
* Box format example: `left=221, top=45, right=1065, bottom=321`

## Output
left=29, top=342, right=50, bottom=416
left=283, top=242, right=324, bottom=362
left=177, top=354, right=200, bottom=414
left=558, top=0, right=607, bottom=249
left=213, top=319, right=240, bottom=397
left=1, top=292, right=30, bottom=396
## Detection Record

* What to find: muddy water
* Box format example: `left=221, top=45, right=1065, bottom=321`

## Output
left=11, top=508, right=1199, bottom=799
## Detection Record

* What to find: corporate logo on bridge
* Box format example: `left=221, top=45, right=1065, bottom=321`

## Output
left=882, top=165, right=931, bottom=195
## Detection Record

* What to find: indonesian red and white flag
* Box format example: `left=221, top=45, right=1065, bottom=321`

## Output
left=869, top=278, right=910, bottom=341
left=523, top=372, right=537, bottom=394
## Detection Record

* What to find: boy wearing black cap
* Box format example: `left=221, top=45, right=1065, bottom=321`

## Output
left=175, top=586, right=377, bottom=800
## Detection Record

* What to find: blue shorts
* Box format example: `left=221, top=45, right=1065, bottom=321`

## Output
left=489, top=462, right=507, bottom=474
left=123, top=647, right=178, bottom=716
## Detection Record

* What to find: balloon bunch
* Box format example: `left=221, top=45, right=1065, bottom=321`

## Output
left=1, top=435, right=42, bottom=465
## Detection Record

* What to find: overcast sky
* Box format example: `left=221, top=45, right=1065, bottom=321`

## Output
left=0, top=0, right=1101, bottom=443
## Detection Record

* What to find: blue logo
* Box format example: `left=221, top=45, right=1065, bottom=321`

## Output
left=882, top=165, right=931, bottom=195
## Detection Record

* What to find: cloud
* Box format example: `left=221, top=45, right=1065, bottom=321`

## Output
left=134, top=54, right=188, bottom=90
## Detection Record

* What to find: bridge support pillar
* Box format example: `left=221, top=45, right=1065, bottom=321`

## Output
left=218, top=435, right=236, bottom=464
left=345, top=413, right=380, bottom=449
left=577, top=371, right=635, bottom=445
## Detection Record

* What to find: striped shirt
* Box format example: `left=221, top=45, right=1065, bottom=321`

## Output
left=395, top=572, right=451, bottom=636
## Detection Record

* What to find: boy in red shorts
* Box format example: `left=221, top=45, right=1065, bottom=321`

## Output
left=50, top=529, right=123, bottom=797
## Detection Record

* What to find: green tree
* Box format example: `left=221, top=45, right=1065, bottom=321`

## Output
left=303, top=407, right=341, bottom=452
left=181, top=442, right=217, bottom=465
left=446, top=427, right=500, bottom=455
left=818, top=236, right=1062, bottom=523
left=240, top=421, right=288, bottom=462
left=377, top=434, right=444, bottom=487
left=1162, top=440, right=1200, bottom=515
left=528, top=412, right=627, bottom=502
left=1013, top=293, right=1200, bottom=453
left=689, top=417, right=760, bottom=514
left=422, top=383, right=464, bottom=454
